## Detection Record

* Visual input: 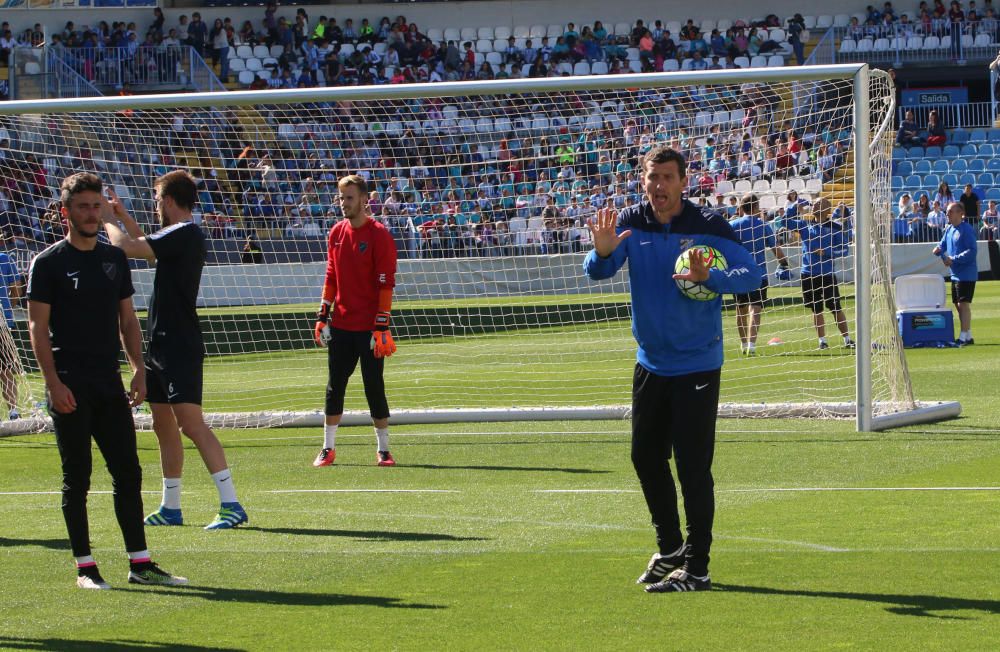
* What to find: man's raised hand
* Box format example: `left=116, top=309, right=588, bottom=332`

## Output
left=586, top=207, right=631, bottom=258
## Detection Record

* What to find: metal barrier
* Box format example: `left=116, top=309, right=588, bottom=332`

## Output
left=897, top=101, right=995, bottom=128
left=832, top=20, right=999, bottom=66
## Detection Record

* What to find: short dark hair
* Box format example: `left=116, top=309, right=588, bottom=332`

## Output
left=60, top=172, right=102, bottom=206
left=639, top=145, right=687, bottom=178
left=739, top=193, right=759, bottom=215
left=337, top=174, right=368, bottom=196
left=155, top=169, right=198, bottom=211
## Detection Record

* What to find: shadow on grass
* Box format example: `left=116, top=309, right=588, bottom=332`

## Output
left=0, top=637, right=244, bottom=651
left=715, top=583, right=1000, bottom=619
left=0, top=536, right=70, bottom=551
left=121, top=585, right=443, bottom=610
left=243, top=526, right=488, bottom=542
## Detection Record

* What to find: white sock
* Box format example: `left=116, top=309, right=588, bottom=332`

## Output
left=747, top=342, right=756, bottom=353
left=323, top=423, right=338, bottom=449
left=844, top=335, right=854, bottom=343
left=960, top=330, right=970, bottom=341
left=127, top=550, right=150, bottom=562
left=818, top=337, right=828, bottom=346
left=75, top=555, right=95, bottom=567
left=375, top=427, right=390, bottom=452
left=211, top=468, right=238, bottom=504
left=162, top=477, right=182, bottom=510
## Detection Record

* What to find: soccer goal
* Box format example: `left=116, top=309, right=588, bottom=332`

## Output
left=0, top=64, right=959, bottom=434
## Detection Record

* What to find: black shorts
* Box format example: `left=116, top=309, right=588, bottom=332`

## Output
left=733, top=277, right=769, bottom=307
left=326, top=328, right=389, bottom=419
left=951, top=280, right=975, bottom=304
left=801, top=274, right=842, bottom=314
left=145, top=354, right=204, bottom=405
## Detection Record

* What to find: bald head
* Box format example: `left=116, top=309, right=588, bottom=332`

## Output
left=812, top=197, right=832, bottom=222
left=945, top=201, right=965, bottom=226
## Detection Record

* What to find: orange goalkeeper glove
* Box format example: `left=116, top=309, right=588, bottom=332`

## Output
left=370, top=311, right=396, bottom=358
left=314, top=302, right=332, bottom=347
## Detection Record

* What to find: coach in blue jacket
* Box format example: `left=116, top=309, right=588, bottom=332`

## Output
left=933, top=201, right=979, bottom=345
left=584, top=145, right=760, bottom=593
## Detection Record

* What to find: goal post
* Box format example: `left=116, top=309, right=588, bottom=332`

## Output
left=0, top=64, right=960, bottom=434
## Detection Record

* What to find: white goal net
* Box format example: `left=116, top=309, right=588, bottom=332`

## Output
left=0, top=65, right=959, bottom=433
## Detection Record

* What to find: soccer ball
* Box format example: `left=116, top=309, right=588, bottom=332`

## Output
left=674, top=245, right=728, bottom=301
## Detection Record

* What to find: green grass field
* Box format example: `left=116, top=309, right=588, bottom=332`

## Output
left=1, top=287, right=998, bottom=650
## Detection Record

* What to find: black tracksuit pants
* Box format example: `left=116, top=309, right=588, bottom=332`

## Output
left=631, top=364, right=720, bottom=576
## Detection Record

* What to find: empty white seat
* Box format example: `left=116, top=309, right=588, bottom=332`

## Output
left=770, top=179, right=788, bottom=194
left=760, top=194, right=778, bottom=211
left=626, top=47, right=640, bottom=61
left=816, top=15, right=834, bottom=29
left=767, top=55, right=784, bottom=66
left=573, top=61, right=591, bottom=75
left=556, top=61, right=573, bottom=74
left=459, top=118, right=476, bottom=133
left=752, top=179, right=771, bottom=193
left=269, top=44, right=284, bottom=57
left=237, top=70, right=256, bottom=86
left=663, top=58, right=680, bottom=71
left=444, top=28, right=461, bottom=42
left=873, top=38, right=890, bottom=51
left=717, top=19, right=733, bottom=32
left=839, top=39, right=857, bottom=53
left=734, top=56, right=750, bottom=67
left=474, top=52, right=484, bottom=65
left=833, top=14, right=850, bottom=27
left=253, top=44, right=270, bottom=58
left=940, top=35, right=952, bottom=48
left=734, top=179, right=752, bottom=193
left=236, top=45, right=253, bottom=59
left=855, top=39, right=873, bottom=52
left=513, top=38, right=526, bottom=49
left=923, top=35, right=941, bottom=48
left=974, top=33, right=992, bottom=47
left=770, top=28, right=785, bottom=42
left=805, top=178, right=823, bottom=193
left=340, top=44, right=355, bottom=56
left=495, top=26, right=512, bottom=40
left=788, top=178, right=807, bottom=192
left=750, top=55, right=768, bottom=67
left=961, top=34, right=974, bottom=47
left=373, top=42, right=387, bottom=55
left=425, top=28, right=443, bottom=42
left=476, top=39, right=493, bottom=52
left=478, top=27, right=494, bottom=40
left=614, top=22, right=631, bottom=37
left=476, top=117, right=493, bottom=133
left=229, top=58, right=247, bottom=72
left=547, top=24, right=564, bottom=37
left=513, top=25, right=530, bottom=39
left=802, top=15, right=818, bottom=29
left=715, top=180, right=735, bottom=195
left=713, top=111, right=731, bottom=125
left=485, top=51, right=502, bottom=65
left=460, top=27, right=477, bottom=41
left=700, top=20, right=716, bottom=33
left=628, top=59, right=643, bottom=73
left=256, top=71, right=271, bottom=81
left=493, top=39, right=507, bottom=52
left=245, top=57, right=262, bottom=72
left=730, top=108, right=746, bottom=123
left=666, top=21, right=682, bottom=34
left=227, top=48, right=238, bottom=59
left=529, top=24, right=547, bottom=38
left=694, top=112, right=712, bottom=128
left=261, top=57, right=278, bottom=68
left=906, top=36, right=923, bottom=49
left=494, top=116, right=512, bottom=133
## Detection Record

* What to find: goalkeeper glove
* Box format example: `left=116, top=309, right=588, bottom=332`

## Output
left=774, top=265, right=792, bottom=282
left=314, top=302, right=332, bottom=347
left=370, top=311, right=396, bottom=358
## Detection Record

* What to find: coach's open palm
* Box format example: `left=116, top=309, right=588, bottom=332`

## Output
left=673, top=247, right=710, bottom=283
left=587, top=207, right=631, bottom=258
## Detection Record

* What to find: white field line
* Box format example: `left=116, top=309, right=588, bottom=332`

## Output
left=3, top=486, right=998, bottom=497
left=266, top=489, right=460, bottom=494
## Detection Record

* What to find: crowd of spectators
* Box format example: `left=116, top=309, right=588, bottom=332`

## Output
left=842, top=0, right=999, bottom=40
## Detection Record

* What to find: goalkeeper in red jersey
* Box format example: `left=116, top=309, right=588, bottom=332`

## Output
left=313, top=175, right=399, bottom=467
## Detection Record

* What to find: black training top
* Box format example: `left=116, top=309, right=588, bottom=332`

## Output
left=27, top=239, right=134, bottom=373
left=147, top=221, right=206, bottom=359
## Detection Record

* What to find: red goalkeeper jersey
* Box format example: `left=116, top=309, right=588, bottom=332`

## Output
left=323, top=218, right=398, bottom=332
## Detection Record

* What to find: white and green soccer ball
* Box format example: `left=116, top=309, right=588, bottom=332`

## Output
left=674, top=245, right=728, bottom=301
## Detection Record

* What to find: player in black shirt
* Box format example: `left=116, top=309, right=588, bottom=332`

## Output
left=27, top=172, right=186, bottom=589
left=102, top=170, right=247, bottom=530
